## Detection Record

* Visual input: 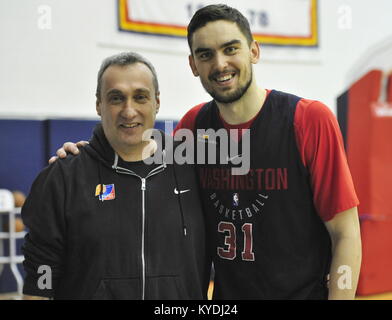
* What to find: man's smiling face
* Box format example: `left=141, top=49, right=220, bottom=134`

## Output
left=96, top=63, right=160, bottom=156
left=189, top=20, right=259, bottom=104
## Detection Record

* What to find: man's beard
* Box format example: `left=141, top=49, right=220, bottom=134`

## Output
left=203, top=69, right=253, bottom=104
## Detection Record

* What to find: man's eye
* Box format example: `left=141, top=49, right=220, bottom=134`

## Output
left=199, top=52, right=211, bottom=60
left=225, top=47, right=237, bottom=54
left=135, top=95, right=148, bottom=101
left=110, top=95, right=124, bottom=103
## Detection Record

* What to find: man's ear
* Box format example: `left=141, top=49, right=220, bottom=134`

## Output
left=155, top=92, right=160, bottom=115
left=96, top=100, right=102, bottom=116
left=189, top=54, right=199, bottom=77
left=250, top=40, right=261, bottom=64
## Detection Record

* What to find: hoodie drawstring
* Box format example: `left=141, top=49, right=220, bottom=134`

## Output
left=172, top=160, right=187, bottom=237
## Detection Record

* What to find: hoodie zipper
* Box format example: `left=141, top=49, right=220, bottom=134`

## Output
left=141, top=177, right=146, bottom=300
left=113, top=162, right=165, bottom=300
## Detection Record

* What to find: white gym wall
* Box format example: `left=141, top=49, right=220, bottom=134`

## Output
left=0, top=0, right=391, bottom=120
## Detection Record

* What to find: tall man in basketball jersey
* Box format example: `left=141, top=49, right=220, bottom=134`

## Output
left=52, top=5, right=361, bottom=299
left=173, top=4, right=361, bottom=300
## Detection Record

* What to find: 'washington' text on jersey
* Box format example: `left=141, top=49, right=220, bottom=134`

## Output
left=199, top=167, right=288, bottom=191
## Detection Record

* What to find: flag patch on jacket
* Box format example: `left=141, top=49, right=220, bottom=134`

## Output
left=95, top=184, right=115, bottom=201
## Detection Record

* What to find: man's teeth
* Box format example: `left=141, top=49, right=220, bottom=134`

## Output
left=216, top=74, right=234, bottom=82
left=122, top=124, right=139, bottom=128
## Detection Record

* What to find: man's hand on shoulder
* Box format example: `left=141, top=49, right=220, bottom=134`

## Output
left=48, top=141, right=89, bottom=164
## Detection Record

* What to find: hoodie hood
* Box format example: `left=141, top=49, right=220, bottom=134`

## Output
left=84, top=123, right=117, bottom=167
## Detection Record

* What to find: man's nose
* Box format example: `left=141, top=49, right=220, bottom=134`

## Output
left=121, top=99, right=138, bottom=118
left=214, top=53, right=229, bottom=71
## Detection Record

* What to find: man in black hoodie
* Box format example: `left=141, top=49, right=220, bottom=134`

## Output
left=22, top=52, right=210, bottom=300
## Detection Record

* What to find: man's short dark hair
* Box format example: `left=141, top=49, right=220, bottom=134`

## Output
left=187, top=4, right=254, bottom=52
left=96, top=52, right=159, bottom=101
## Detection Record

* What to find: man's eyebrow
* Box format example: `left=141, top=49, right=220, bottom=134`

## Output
left=194, top=47, right=212, bottom=55
left=194, top=39, right=242, bottom=55
left=134, top=88, right=151, bottom=95
left=220, top=39, right=241, bottom=49
left=105, top=89, right=123, bottom=96
left=105, top=88, right=151, bottom=96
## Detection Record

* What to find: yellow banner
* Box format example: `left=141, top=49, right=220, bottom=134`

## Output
left=118, top=0, right=318, bottom=47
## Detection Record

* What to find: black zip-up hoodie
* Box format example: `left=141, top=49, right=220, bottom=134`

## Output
left=22, top=124, right=210, bottom=299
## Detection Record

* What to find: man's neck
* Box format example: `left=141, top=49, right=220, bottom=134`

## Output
left=116, top=139, right=157, bottom=162
left=216, top=83, right=266, bottom=125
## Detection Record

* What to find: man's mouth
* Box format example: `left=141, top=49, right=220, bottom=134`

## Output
left=120, top=123, right=141, bottom=129
left=212, top=72, right=236, bottom=84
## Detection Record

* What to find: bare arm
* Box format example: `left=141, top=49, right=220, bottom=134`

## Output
left=48, top=141, right=89, bottom=164
left=324, top=207, right=362, bottom=300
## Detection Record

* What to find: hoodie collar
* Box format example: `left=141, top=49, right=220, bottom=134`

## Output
left=87, top=123, right=118, bottom=166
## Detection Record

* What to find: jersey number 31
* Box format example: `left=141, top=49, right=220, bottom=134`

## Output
left=217, top=222, right=255, bottom=261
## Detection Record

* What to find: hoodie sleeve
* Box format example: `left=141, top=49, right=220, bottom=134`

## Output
left=21, top=161, right=67, bottom=298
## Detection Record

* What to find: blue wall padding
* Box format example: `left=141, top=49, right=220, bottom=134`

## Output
left=0, top=120, right=46, bottom=195
left=154, top=120, right=178, bottom=135
left=46, top=119, right=100, bottom=157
